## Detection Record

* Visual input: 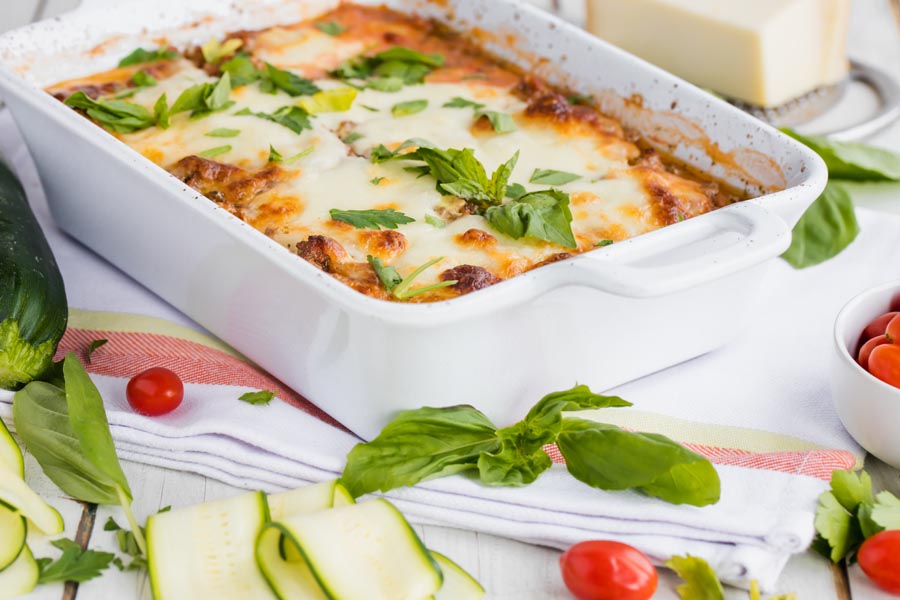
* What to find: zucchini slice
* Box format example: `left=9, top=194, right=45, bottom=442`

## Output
left=0, top=545, right=38, bottom=599
left=0, top=501, right=26, bottom=572
left=256, top=526, right=329, bottom=600
left=146, top=490, right=275, bottom=600
left=0, top=467, right=63, bottom=535
left=258, top=499, right=442, bottom=600
left=267, top=481, right=354, bottom=522
left=431, top=551, right=485, bottom=600
left=0, top=419, right=24, bottom=478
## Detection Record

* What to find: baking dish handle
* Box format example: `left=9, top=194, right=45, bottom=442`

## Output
left=563, top=202, right=791, bottom=298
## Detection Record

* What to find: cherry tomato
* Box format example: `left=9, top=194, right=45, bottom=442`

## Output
left=863, top=312, right=900, bottom=341
left=559, top=541, right=657, bottom=600
left=887, top=313, right=900, bottom=344
left=858, top=530, right=900, bottom=594
left=126, top=367, right=184, bottom=416
left=868, top=344, right=900, bottom=389
left=859, top=335, right=891, bottom=370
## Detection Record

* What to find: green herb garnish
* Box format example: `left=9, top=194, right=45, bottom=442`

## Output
left=330, top=208, right=415, bottom=230
left=370, top=176, right=386, bottom=185
left=505, top=182, right=527, bottom=199
left=781, top=183, right=858, bottom=270
left=36, top=539, right=115, bottom=584
left=268, top=145, right=283, bottom=163
left=170, top=73, right=233, bottom=118
left=315, top=21, right=347, bottom=36
left=64, top=92, right=158, bottom=133
left=392, top=99, right=428, bottom=117
left=284, top=147, right=316, bottom=164
left=201, top=37, right=243, bottom=65
left=298, top=87, right=358, bottom=114
left=594, top=239, right=614, bottom=247
left=220, top=53, right=263, bottom=87
left=485, top=189, right=576, bottom=248
left=118, top=47, right=178, bottom=67
left=530, top=168, right=581, bottom=186
left=197, top=145, right=232, bottom=158
left=425, top=214, right=446, bottom=228
left=367, top=256, right=457, bottom=300
left=130, top=70, right=157, bottom=89
left=237, top=106, right=312, bottom=135
left=342, top=132, right=364, bottom=144
left=665, top=555, right=726, bottom=600
left=261, top=63, right=320, bottom=97
left=331, top=46, right=445, bottom=90
left=239, top=390, right=276, bottom=405
left=340, top=384, right=720, bottom=506
left=444, top=97, right=485, bottom=110
left=476, top=110, right=516, bottom=134
left=206, top=128, right=241, bottom=138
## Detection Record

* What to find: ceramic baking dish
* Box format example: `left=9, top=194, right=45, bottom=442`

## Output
left=0, top=0, right=827, bottom=439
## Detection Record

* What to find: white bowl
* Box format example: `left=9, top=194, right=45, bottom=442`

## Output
left=832, top=280, right=900, bottom=468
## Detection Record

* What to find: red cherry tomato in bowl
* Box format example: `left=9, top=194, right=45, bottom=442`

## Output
left=868, top=344, right=900, bottom=389
left=858, top=530, right=900, bottom=594
left=859, top=335, right=891, bottom=370
left=863, top=312, right=900, bottom=341
left=887, top=314, right=900, bottom=343
left=559, top=541, right=657, bottom=600
left=126, top=367, right=184, bottom=416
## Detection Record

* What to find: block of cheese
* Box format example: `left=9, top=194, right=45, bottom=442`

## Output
left=585, top=0, right=851, bottom=108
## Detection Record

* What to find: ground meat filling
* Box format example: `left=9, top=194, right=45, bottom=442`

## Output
left=168, top=156, right=286, bottom=215
left=441, top=265, right=503, bottom=294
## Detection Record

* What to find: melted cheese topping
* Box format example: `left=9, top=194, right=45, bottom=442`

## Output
left=48, top=4, right=742, bottom=302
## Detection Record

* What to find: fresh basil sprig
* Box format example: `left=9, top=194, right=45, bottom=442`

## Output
left=784, top=130, right=900, bottom=181
left=340, top=385, right=721, bottom=507
left=118, top=47, right=178, bottom=67
left=13, top=353, right=147, bottom=555
left=485, top=189, right=577, bottom=248
left=64, top=92, right=159, bottom=133
left=781, top=183, right=858, bottom=269
left=170, top=73, right=233, bottom=118
left=331, top=45, right=445, bottom=91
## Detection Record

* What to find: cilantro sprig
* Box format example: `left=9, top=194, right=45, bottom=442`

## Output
left=367, top=256, right=457, bottom=300
left=36, top=539, right=115, bottom=584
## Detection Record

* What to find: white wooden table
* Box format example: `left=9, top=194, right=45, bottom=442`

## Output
left=4, top=1, right=900, bottom=598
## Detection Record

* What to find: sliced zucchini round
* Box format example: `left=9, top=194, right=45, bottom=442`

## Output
left=268, top=481, right=356, bottom=564
left=0, top=419, right=24, bottom=478
left=0, top=467, right=63, bottom=535
left=256, top=525, right=329, bottom=600
left=431, top=551, right=486, bottom=600
left=146, top=490, right=274, bottom=600
left=0, top=501, right=26, bottom=572
left=258, top=499, right=442, bottom=600
left=0, top=545, right=38, bottom=599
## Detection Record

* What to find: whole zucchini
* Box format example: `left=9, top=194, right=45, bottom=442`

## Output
left=0, top=159, right=67, bottom=389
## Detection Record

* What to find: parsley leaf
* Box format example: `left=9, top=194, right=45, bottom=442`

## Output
left=238, top=106, right=312, bottom=135
left=206, top=128, right=241, bottom=138
left=86, top=339, right=108, bottom=364
left=239, top=390, right=276, bottom=405
left=485, top=189, right=577, bottom=248
left=37, top=539, right=116, bottom=584
left=118, top=47, right=178, bottom=67
left=262, top=63, right=320, bottom=97
left=392, top=99, right=428, bottom=117
left=298, top=87, right=358, bottom=114
left=530, top=168, right=581, bottom=186
left=476, top=110, right=517, bottom=134
left=315, top=21, right=347, bottom=36
left=220, top=53, right=263, bottom=87
left=197, top=145, right=231, bottom=158
left=444, top=97, right=486, bottom=110
left=330, top=208, right=415, bottom=230
left=665, top=555, right=725, bottom=600
left=64, top=92, right=158, bottom=133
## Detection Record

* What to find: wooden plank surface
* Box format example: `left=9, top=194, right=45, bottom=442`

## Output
left=3, top=1, right=900, bottom=599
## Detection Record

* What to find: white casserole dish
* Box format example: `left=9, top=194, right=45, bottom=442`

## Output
left=0, top=0, right=827, bottom=439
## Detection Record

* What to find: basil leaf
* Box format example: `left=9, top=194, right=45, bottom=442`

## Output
left=220, top=53, right=263, bottom=87
left=444, top=97, right=485, bottom=110
left=594, top=239, right=614, bottom=247
left=784, top=129, right=900, bottom=181
left=330, top=208, right=415, bottom=230
left=505, top=182, right=526, bottom=199
left=239, top=390, right=276, bottom=405
left=170, top=73, right=233, bottom=118
left=476, top=110, right=517, bottom=134
left=298, top=87, right=358, bottom=114
left=118, top=47, right=178, bottom=67
left=392, top=99, right=428, bottom=117
left=782, top=183, right=859, bottom=269
left=339, top=406, right=500, bottom=498
left=477, top=420, right=553, bottom=487
left=404, top=147, right=516, bottom=207
left=485, top=189, right=577, bottom=248
left=64, top=92, right=156, bottom=133
left=130, top=70, right=157, bottom=88
left=315, top=21, right=346, bottom=36
left=524, top=385, right=631, bottom=433
left=374, top=47, right=445, bottom=68
left=37, top=538, right=115, bottom=584
left=530, top=169, right=581, bottom=186
left=197, top=145, right=231, bottom=158
left=665, top=555, right=725, bottom=600
left=367, top=77, right=405, bottom=93
left=240, top=106, right=312, bottom=135
left=557, top=418, right=721, bottom=506
left=153, top=94, right=169, bottom=129
left=331, top=46, right=444, bottom=88
left=263, top=63, right=320, bottom=97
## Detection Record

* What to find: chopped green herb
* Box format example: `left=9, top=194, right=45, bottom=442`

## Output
left=85, top=339, right=108, bottom=364
left=594, top=239, right=614, bottom=247
left=530, top=168, right=581, bottom=186
left=476, top=110, right=517, bottom=134
left=220, top=53, right=262, bottom=87
left=342, top=132, right=364, bottom=144
left=268, top=145, right=283, bottom=163
left=284, top=146, right=316, bottom=164
left=443, top=97, right=486, bottom=110
left=36, top=539, right=115, bottom=584
left=330, top=208, right=415, bottom=230
left=238, top=106, right=312, bottom=135
left=64, top=92, right=158, bottom=133
left=367, top=77, right=404, bottom=93
left=261, top=63, right=320, bottom=97
left=201, top=37, right=243, bottom=65
left=170, top=73, right=233, bottom=118
left=331, top=46, right=445, bottom=90
left=197, top=145, right=232, bottom=158
left=315, top=21, right=347, bottom=36
left=485, top=189, right=576, bottom=248
left=505, top=182, right=527, bottom=199
left=360, top=104, right=380, bottom=112
left=118, top=47, right=178, bottom=67
left=298, top=87, right=358, bottom=114
left=130, top=70, right=157, bottom=88
left=425, top=214, right=446, bottom=228
left=370, top=176, right=386, bottom=185
left=370, top=138, right=436, bottom=163
left=392, top=99, right=428, bottom=117
left=153, top=94, right=169, bottom=129
left=205, top=128, right=241, bottom=138
left=367, top=256, right=456, bottom=300
left=239, top=390, right=276, bottom=405
left=567, top=94, right=592, bottom=106
left=103, top=516, right=147, bottom=571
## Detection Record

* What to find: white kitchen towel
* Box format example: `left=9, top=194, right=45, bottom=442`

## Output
left=2, top=108, right=896, bottom=589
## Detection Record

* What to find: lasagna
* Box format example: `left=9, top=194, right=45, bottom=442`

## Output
left=48, top=3, right=748, bottom=302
